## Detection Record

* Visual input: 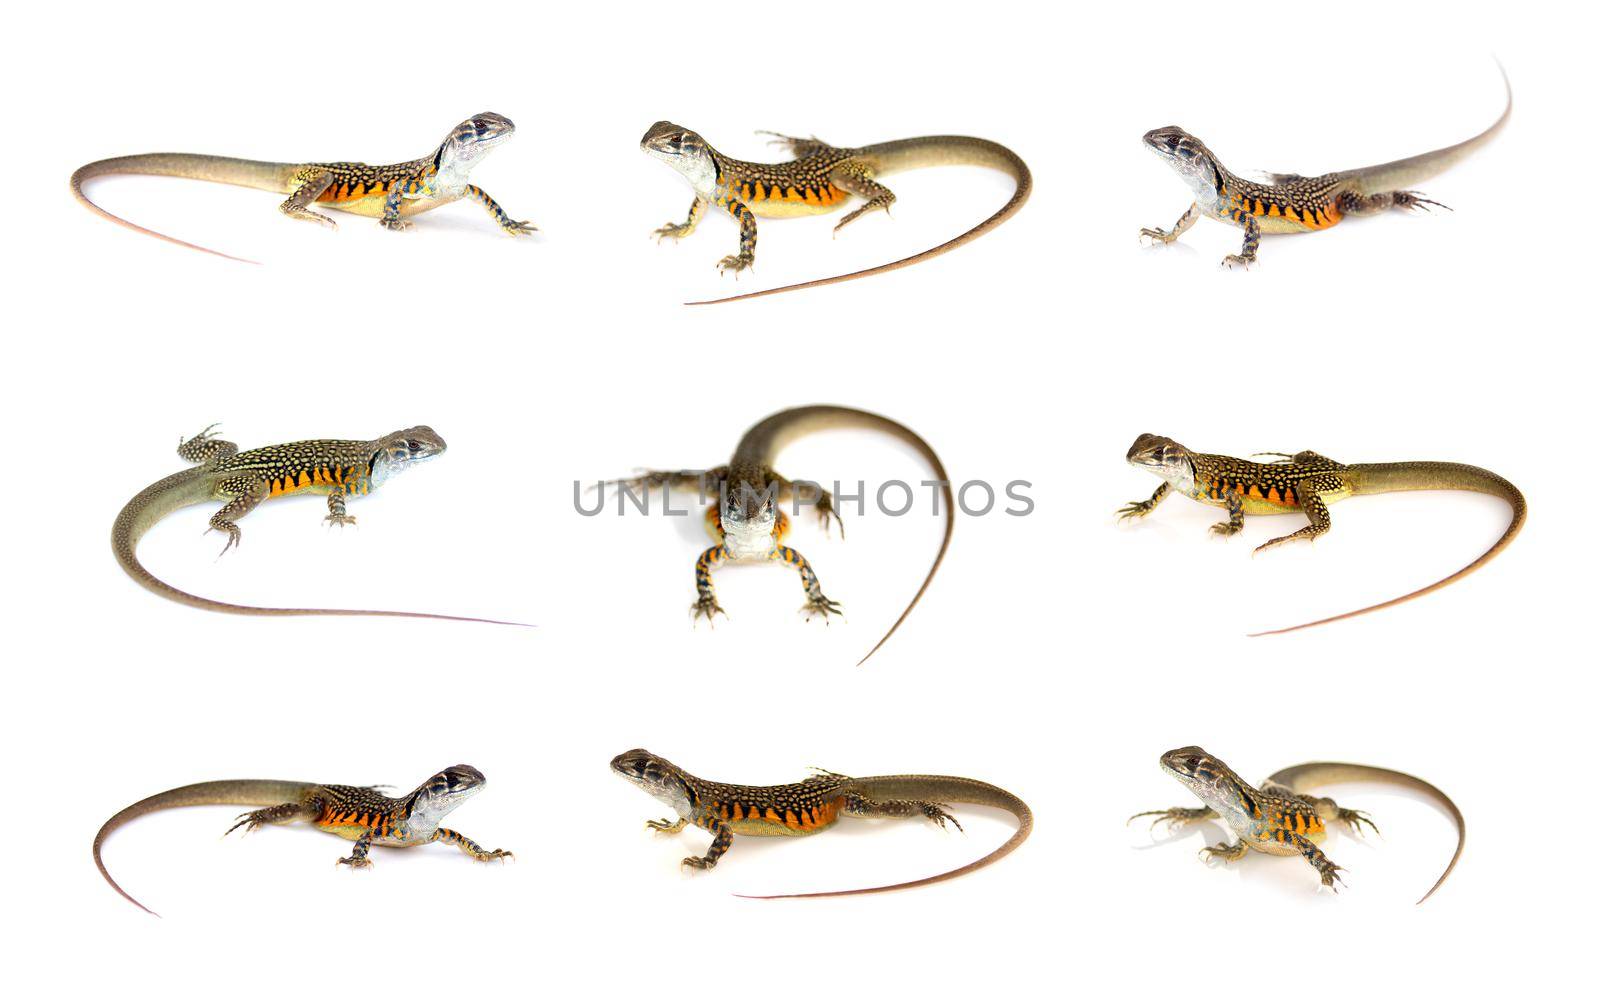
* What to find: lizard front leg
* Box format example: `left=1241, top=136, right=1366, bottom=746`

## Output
left=1199, top=839, right=1250, bottom=864
left=770, top=529, right=842, bottom=623
left=177, top=424, right=237, bottom=464
left=692, top=543, right=728, bottom=624
left=1221, top=209, right=1261, bottom=269
left=207, top=476, right=269, bottom=555
left=646, top=816, right=688, bottom=834
left=325, top=489, right=356, bottom=528
left=431, top=826, right=514, bottom=861
left=223, top=800, right=316, bottom=836
left=830, top=163, right=896, bottom=233
left=772, top=472, right=843, bottom=537
left=716, top=200, right=757, bottom=275
left=682, top=817, right=733, bottom=870
left=279, top=169, right=337, bottom=230
left=381, top=178, right=424, bottom=230
left=1141, top=202, right=1200, bottom=245
left=464, top=184, right=537, bottom=235
left=654, top=198, right=707, bottom=241
left=1211, top=491, right=1245, bottom=538
left=845, top=792, right=962, bottom=830
left=1338, top=189, right=1448, bottom=215
left=1118, top=481, right=1172, bottom=521
left=1128, top=806, right=1219, bottom=832
left=337, top=830, right=377, bottom=869
left=1253, top=479, right=1336, bottom=553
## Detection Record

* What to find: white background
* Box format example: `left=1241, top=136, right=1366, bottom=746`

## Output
left=3, top=0, right=1591, bottom=980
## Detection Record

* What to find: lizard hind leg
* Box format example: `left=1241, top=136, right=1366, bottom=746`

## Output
left=757, top=130, right=837, bottom=158
left=279, top=169, right=337, bottom=230
left=224, top=800, right=314, bottom=836
left=207, top=476, right=269, bottom=555
left=846, top=793, right=963, bottom=831
left=830, top=164, right=896, bottom=233
left=1339, top=189, right=1450, bottom=215
left=178, top=424, right=238, bottom=464
left=1252, top=479, right=1337, bottom=553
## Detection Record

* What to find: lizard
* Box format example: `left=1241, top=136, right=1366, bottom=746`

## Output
left=94, top=764, right=512, bottom=915
left=71, top=111, right=536, bottom=263
left=608, top=405, right=953, bottom=665
left=1131, top=746, right=1464, bottom=905
left=1117, top=433, right=1525, bottom=634
left=611, top=748, right=1030, bottom=897
left=640, top=121, right=1031, bottom=304
left=113, top=423, right=522, bottom=623
left=1138, top=65, right=1510, bottom=267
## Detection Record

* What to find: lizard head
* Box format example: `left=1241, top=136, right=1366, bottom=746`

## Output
left=1126, top=433, right=1195, bottom=484
left=369, top=425, right=447, bottom=487
left=719, top=478, right=780, bottom=561
left=1143, top=126, right=1221, bottom=194
left=641, top=121, right=718, bottom=196
left=403, top=764, right=488, bottom=827
left=435, top=111, right=516, bottom=184
left=611, top=749, right=696, bottom=816
left=1159, top=746, right=1235, bottom=799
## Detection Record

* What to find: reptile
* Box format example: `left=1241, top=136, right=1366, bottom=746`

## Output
left=1131, top=746, right=1464, bottom=904
left=609, top=405, right=953, bottom=664
left=611, top=749, right=1030, bottom=897
left=640, top=121, right=1030, bottom=304
left=94, top=764, right=511, bottom=915
left=1139, top=66, right=1510, bottom=267
left=72, top=111, right=535, bottom=262
left=1117, top=433, right=1525, bottom=634
left=113, top=423, right=520, bottom=623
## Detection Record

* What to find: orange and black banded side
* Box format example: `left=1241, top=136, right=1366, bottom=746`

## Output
left=711, top=794, right=846, bottom=832
left=1204, top=473, right=1301, bottom=508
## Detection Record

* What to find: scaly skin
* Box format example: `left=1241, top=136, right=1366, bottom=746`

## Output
left=640, top=122, right=1030, bottom=303
left=72, top=112, right=536, bottom=262
left=609, top=405, right=953, bottom=664
left=1118, top=433, right=1525, bottom=633
left=1140, top=66, right=1510, bottom=267
left=112, top=424, right=522, bottom=623
left=611, top=749, right=1030, bottom=897
left=94, top=765, right=512, bottom=915
left=1131, top=746, right=1463, bottom=904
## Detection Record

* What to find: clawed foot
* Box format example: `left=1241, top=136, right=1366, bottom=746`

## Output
left=1198, top=841, right=1249, bottom=865
left=1221, top=253, right=1256, bottom=270
left=1128, top=807, right=1211, bottom=833
left=336, top=855, right=373, bottom=869
left=208, top=526, right=242, bottom=556
left=1315, top=859, right=1345, bottom=890
left=474, top=848, right=515, bottom=862
left=379, top=216, right=413, bottom=231
left=1252, top=532, right=1315, bottom=554
left=1139, top=227, right=1175, bottom=245
left=502, top=219, right=538, bottom=236
left=646, top=818, right=686, bottom=834
left=1117, top=500, right=1157, bottom=521
left=653, top=223, right=693, bottom=241
left=922, top=803, right=963, bottom=832
left=1338, top=808, right=1380, bottom=838
left=801, top=595, right=843, bottom=623
left=680, top=856, right=714, bottom=871
left=716, top=254, right=753, bottom=276
left=691, top=595, right=727, bottom=624
left=223, top=810, right=267, bottom=837
left=1210, top=521, right=1243, bottom=538
left=834, top=201, right=889, bottom=235
left=1395, top=191, right=1450, bottom=212
left=324, top=513, right=357, bottom=528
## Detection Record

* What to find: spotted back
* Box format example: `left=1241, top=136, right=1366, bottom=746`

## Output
left=1188, top=451, right=1347, bottom=511
left=215, top=439, right=375, bottom=499
left=695, top=774, right=850, bottom=835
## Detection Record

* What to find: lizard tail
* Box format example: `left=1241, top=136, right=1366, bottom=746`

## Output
left=736, top=774, right=1032, bottom=899
left=94, top=778, right=318, bottom=915
left=71, top=153, right=301, bottom=263
left=1340, top=61, right=1511, bottom=195
left=1264, top=761, right=1463, bottom=905
left=1250, top=461, right=1524, bottom=635
left=112, top=468, right=531, bottom=625
left=687, top=136, right=1030, bottom=305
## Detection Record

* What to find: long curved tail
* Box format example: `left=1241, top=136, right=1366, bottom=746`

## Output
left=688, top=136, right=1030, bottom=305
left=1341, top=62, right=1511, bottom=195
left=112, top=468, right=529, bottom=624
left=738, top=774, right=1031, bottom=898
left=1265, top=761, right=1463, bottom=905
left=734, top=404, right=953, bottom=665
left=1252, top=461, right=1525, bottom=635
left=71, top=153, right=300, bottom=262
left=94, top=778, right=318, bottom=915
